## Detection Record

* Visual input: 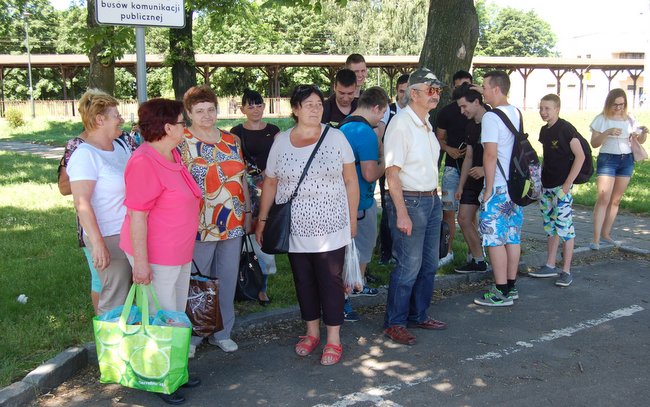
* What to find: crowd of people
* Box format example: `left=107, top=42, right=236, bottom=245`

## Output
left=59, top=52, right=647, bottom=404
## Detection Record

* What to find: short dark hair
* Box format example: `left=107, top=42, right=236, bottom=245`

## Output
left=335, top=69, right=357, bottom=88
left=138, top=98, right=185, bottom=143
left=357, top=86, right=389, bottom=109
left=483, top=70, right=511, bottom=95
left=345, top=53, right=366, bottom=66
left=396, top=74, right=410, bottom=88
left=183, top=84, right=218, bottom=112
left=453, top=82, right=483, bottom=104
left=453, top=70, right=473, bottom=83
left=290, top=84, right=324, bottom=122
left=541, top=93, right=561, bottom=109
left=242, top=89, right=263, bottom=106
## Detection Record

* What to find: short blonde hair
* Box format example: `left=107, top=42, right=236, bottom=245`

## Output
left=78, top=89, right=119, bottom=130
left=541, top=93, right=561, bottom=109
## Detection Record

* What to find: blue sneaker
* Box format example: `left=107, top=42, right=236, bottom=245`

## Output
left=351, top=285, right=379, bottom=297
left=343, top=298, right=360, bottom=322
left=529, top=265, right=558, bottom=278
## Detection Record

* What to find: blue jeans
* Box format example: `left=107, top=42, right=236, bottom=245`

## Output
left=384, top=194, right=442, bottom=327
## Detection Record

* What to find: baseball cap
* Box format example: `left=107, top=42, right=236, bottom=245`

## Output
left=408, top=68, right=445, bottom=88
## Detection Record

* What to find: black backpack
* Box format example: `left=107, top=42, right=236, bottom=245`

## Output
left=491, top=108, right=542, bottom=207
left=557, top=121, right=594, bottom=184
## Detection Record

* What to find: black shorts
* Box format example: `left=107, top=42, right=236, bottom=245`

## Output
left=460, top=188, right=482, bottom=206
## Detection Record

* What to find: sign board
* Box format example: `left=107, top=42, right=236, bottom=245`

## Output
left=96, top=0, right=185, bottom=28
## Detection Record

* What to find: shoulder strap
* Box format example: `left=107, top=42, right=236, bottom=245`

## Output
left=235, top=125, right=254, bottom=164
left=491, top=107, right=523, bottom=181
left=289, top=125, right=331, bottom=201
left=491, top=107, right=523, bottom=137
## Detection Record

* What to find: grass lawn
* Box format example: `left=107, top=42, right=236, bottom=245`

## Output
left=1, top=110, right=649, bottom=386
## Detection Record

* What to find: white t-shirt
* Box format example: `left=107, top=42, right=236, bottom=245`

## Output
left=384, top=105, right=440, bottom=191
left=590, top=114, right=638, bottom=155
left=67, top=140, right=131, bottom=237
left=265, top=125, right=355, bottom=253
left=481, top=105, right=520, bottom=187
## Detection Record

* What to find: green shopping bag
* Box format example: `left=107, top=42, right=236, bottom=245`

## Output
left=93, top=284, right=191, bottom=394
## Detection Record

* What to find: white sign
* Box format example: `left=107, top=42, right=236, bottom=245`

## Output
left=96, top=0, right=185, bottom=28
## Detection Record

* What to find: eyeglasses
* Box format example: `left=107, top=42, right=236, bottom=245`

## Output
left=413, top=86, right=442, bottom=96
left=246, top=104, right=265, bottom=111
left=613, top=103, right=625, bottom=109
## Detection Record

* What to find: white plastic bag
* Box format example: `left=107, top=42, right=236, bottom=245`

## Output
left=343, top=240, right=363, bottom=293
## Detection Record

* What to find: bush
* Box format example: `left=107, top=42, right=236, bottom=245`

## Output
left=5, top=109, right=25, bottom=129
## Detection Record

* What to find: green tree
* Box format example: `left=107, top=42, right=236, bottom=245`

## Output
left=477, top=6, right=556, bottom=57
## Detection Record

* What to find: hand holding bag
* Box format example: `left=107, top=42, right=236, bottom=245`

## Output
left=343, top=240, right=363, bottom=293
left=185, top=262, right=223, bottom=337
left=261, top=125, right=330, bottom=254
left=236, top=234, right=265, bottom=301
left=93, top=284, right=191, bottom=395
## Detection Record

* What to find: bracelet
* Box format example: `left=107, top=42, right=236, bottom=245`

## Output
left=245, top=210, right=251, bottom=213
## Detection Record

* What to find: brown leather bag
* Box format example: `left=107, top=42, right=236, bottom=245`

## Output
left=57, top=156, right=72, bottom=196
left=185, top=261, right=223, bottom=337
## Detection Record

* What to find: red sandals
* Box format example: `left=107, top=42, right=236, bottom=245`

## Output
left=320, top=343, right=342, bottom=366
left=295, top=335, right=320, bottom=356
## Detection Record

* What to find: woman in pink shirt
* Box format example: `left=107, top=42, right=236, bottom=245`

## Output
left=120, top=98, right=201, bottom=310
left=119, top=99, right=202, bottom=404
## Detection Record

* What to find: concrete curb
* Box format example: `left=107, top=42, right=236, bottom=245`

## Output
left=1, top=244, right=647, bottom=407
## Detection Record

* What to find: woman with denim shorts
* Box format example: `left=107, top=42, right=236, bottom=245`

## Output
left=589, top=88, right=648, bottom=249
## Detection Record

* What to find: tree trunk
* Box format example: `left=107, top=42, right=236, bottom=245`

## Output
left=420, top=0, right=479, bottom=108
left=86, top=0, right=115, bottom=95
left=170, top=9, right=197, bottom=100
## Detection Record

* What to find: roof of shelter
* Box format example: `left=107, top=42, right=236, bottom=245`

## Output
left=0, top=54, right=643, bottom=71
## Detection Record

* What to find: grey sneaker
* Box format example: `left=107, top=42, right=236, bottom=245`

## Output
left=473, top=286, right=513, bottom=307
left=529, top=265, right=558, bottom=278
left=208, top=337, right=238, bottom=352
left=555, top=271, right=573, bottom=287
left=507, top=287, right=519, bottom=300
left=589, top=242, right=600, bottom=250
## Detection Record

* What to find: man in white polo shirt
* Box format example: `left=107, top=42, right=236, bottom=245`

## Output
left=382, top=68, right=448, bottom=346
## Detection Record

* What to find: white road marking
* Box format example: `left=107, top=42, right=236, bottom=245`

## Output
left=465, top=304, right=644, bottom=361
left=313, top=305, right=645, bottom=407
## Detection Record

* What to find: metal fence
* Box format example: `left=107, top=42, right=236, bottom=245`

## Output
left=0, top=98, right=293, bottom=120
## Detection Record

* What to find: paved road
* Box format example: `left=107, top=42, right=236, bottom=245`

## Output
left=36, top=255, right=650, bottom=407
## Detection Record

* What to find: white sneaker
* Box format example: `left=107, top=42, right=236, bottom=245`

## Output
left=438, top=252, right=454, bottom=267
left=208, top=337, right=238, bottom=352
left=188, top=344, right=196, bottom=359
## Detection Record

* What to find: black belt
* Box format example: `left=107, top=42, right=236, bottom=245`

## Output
left=402, top=189, right=437, bottom=197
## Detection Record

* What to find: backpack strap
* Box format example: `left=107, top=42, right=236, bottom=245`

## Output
left=491, top=108, right=524, bottom=182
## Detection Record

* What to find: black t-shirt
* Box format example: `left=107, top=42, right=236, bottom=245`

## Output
left=464, top=120, right=484, bottom=192
left=437, top=101, right=470, bottom=168
left=538, top=118, right=580, bottom=188
left=321, top=95, right=357, bottom=127
left=230, top=123, right=280, bottom=172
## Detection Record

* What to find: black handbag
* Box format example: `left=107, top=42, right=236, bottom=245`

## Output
left=261, top=125, right=330, bottom=254
left=236, top=235, right=265, bottom=301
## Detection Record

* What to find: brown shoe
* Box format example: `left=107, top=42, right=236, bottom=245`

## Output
left=384, top=325, right=416, bottom=345
left=408, top=317, right=447, bottom=330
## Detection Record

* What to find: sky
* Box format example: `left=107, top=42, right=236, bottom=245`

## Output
left=49, top=0, right=650, bottom=57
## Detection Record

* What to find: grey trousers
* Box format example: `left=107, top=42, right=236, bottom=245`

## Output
left=84, top=234, right=132, bottom=315
left=191, top=237, right=242, bottom=341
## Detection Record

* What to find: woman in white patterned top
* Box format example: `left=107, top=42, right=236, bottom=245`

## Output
left=256, top=85, right=359, bottom=366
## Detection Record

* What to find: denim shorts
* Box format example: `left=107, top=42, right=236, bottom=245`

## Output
left=441, top=166, right=460, bottom=211
left=596, top=153, right=634, bottom=177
